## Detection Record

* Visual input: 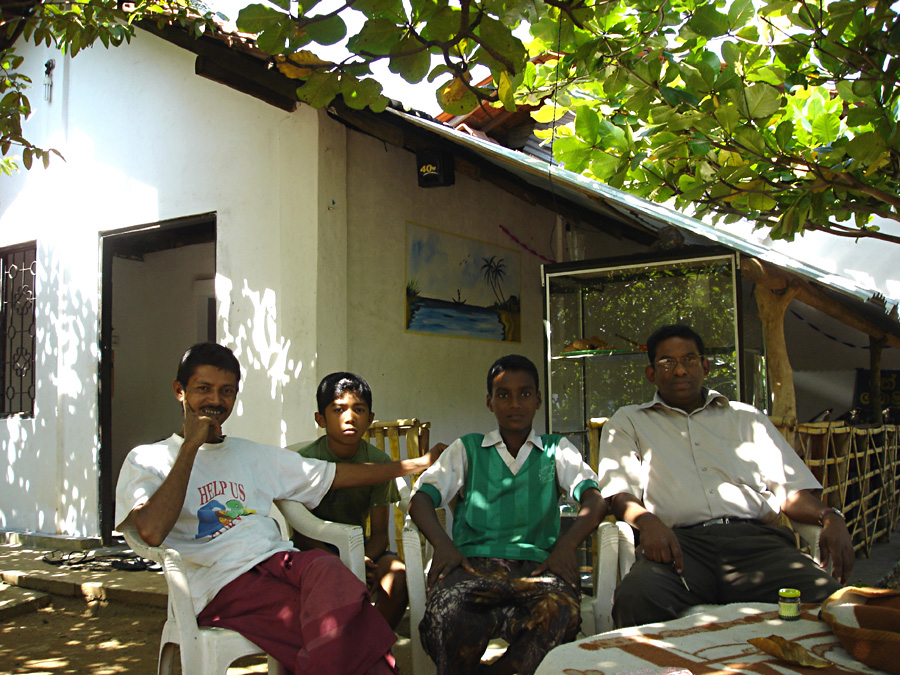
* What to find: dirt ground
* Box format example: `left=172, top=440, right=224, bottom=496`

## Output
left=0, top=596, right=267, bottom=674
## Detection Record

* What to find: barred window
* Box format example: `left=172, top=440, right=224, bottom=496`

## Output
left=1, top=243, right=36, bottom=416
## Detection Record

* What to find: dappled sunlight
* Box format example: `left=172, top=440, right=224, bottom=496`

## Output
left=0, top=596, right=166, bottom=674
left=217, top=274, right=305, bottom=401
left=216, top=272, right=319, bottom=445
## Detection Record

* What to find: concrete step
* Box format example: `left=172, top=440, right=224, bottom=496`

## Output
left=0, top=583, right=51, bottom=620
left=0, top=544, right=167, bottom=609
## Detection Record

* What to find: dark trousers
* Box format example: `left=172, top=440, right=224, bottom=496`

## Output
left=612, top=521, right=841, bottom=628
left=420, top=557, right=581, bottom=675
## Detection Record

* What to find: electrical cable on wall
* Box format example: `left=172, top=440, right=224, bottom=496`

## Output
left=546, top=12, right=565, bottom=260
left=499, top=224, right=555, bottom=264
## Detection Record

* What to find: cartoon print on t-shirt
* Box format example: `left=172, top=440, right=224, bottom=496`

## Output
left=195, top=498, right=256, bottom=539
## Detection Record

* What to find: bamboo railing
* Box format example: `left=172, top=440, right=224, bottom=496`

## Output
left=771, top=418, right=900, bottom=555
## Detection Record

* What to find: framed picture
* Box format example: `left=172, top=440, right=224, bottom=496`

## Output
left=405, top=221, right=521, bottom=342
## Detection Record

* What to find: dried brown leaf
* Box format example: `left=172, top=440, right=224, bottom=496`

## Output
left=748, top=635, right=831, bottom=668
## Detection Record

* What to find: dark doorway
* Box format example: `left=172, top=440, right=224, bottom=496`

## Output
left=99, top=214, right=216, bottom=543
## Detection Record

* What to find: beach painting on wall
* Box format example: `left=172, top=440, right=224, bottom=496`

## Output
left=405, top=221, right=521, bottom=342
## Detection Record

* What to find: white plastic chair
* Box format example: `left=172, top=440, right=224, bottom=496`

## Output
left=401, top=516, right=611, bottom=675
left=593, top=516, right=827, bottom=628
left=122, top=499, right=365, bottom=675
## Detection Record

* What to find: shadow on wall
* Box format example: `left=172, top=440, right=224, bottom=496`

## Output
left=217, top=275, right=313, bottom=447
left=1, top=241, right=98, bottom=536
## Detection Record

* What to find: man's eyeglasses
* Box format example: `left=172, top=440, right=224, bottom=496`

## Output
left=654, top=354, right=703, bottom=373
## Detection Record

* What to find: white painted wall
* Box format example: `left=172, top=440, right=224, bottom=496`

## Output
left=342, top=132, right=634, bottom=444
left=0, top=31, right=329, bottom=536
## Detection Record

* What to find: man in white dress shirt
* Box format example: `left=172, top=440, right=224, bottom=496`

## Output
left=598, top=325, right=853, bottom=627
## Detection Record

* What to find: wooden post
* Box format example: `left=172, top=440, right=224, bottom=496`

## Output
left=870, top=336, right=886, bottom=426
left=754, top=283, right=800, bottom=423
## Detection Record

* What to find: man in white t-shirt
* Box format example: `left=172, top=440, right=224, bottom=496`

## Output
left=598, top=325, right=853, bottom=627
left=116, top=343, right=440, bottom=675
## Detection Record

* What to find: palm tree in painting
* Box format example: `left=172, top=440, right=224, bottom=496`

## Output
left=481, top=256, right=507, bottom=307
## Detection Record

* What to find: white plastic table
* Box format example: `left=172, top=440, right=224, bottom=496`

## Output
left=535, top=602, right=887, bottom=675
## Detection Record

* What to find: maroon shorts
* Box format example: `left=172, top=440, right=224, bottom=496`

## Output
left=197, top=549, right=397, bottom=675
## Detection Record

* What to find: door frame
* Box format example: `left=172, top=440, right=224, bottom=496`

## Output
left=98, top=213, right=216, bottom=543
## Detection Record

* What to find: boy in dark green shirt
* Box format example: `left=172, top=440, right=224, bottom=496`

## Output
left=291, top=372, right=407, bottom=629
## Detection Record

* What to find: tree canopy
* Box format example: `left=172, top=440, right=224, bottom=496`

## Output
left=236, top=0, right=900, bottom=244
left=3, top=0, right=898, bottom=245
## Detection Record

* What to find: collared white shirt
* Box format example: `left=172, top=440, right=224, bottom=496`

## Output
left=597, top=389, right=821, bottom=528
left=413, top=428, right=599, bottom=507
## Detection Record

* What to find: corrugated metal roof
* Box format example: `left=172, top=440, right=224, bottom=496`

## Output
left=388, top=107, right=887, bottom=307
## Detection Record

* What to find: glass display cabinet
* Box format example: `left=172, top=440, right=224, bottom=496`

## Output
left=542, top=247, right=767, bottom=453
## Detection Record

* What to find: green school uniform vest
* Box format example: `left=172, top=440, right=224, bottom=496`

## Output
left=452, top=433, right=563, bottom=563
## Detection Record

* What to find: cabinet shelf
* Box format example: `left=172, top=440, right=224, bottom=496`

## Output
left=552, top=349, right=644, bottom=360
left=552, top=346, right=735, bottom=361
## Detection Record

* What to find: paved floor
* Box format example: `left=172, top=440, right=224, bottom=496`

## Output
left=1, top=525, right=898, bottom=671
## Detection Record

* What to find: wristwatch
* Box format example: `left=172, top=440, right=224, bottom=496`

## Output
left=818, top=507, right=845, bottom=525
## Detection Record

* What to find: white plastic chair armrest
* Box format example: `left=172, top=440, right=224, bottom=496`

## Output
left=616, top=520, right=636, bottom=574
left=122, top=526, right=202, bottom=641
left=274, top=499, right=366, bottom=582
left=788, top=518, right=830, bottom=573
left=402, top=519, right=436, bottom=675
left=592, top=519, right=620, bottom=634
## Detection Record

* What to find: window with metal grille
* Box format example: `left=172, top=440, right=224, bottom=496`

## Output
left=1, top=242, right=36, bottom=416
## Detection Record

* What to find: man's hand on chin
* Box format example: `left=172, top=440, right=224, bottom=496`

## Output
left=182, top=400, right=220, bottom=446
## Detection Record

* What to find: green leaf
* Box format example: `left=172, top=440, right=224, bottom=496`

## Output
left=846, top=105, right=882, bottom=128
left=845, top=132, right=886, bottom=164
left=689, top=5, right=730, bottom=38
left=236, top=4, right=288, bottom=34
left=421, top=6, right=461, bottom=42
left=773, top=42, right=807, bottom=69
left=721, top=41, right=742, bottom=66
left=347, top=18, right=403, bottom=55
left=774, top=120, right=794, bottom=149
left=477, top=16, right=526, bottom=67
left=589, top=150, right=619, bottom=180
left=437, top=77, right=479, bottom=115
left=340, top=76, right=384, bottom=110
left=851, top=78, right=876, bottom=97
left=256, top=25, right=291, bottom=54
left=305, top=15, right=347, bottom=46
left=733, top=83, right=781, bottom=119
left=728, top=0, right=754, bottom=29
left=295, top=71, right=341, bottom=108
left=811, top=113, right=840, bottom=144
left=735, top=127, right=767, bottom=155
left=496, top=70, right=519, bottom=112
left=575, top=107, right=600, bottom=144
left=532, top=104, right=567, bottom=123
left=351, top=0, right=400, bottom=16
left=714, top=102, right=740, bottom=135
left=388, top=35, right=430, bottom=84
left=554, top=136, right=592, bottom=173
left=688, top=138, right=711, bottom=156
left=749, top=191, right=777, bottom=210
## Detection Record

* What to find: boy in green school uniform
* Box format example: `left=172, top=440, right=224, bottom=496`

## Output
left=408, top=354, right=607, bottom=675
